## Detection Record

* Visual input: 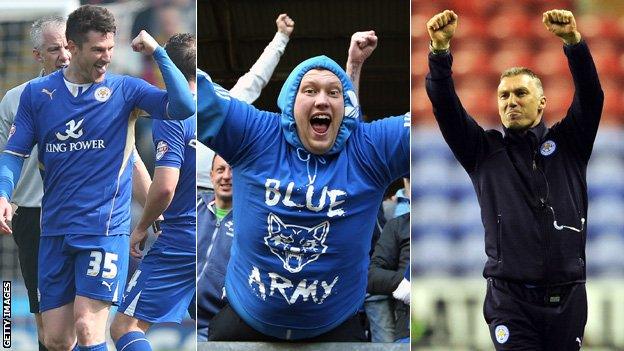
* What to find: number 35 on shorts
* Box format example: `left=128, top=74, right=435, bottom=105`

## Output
left=86, top=251, right=118, bottom=279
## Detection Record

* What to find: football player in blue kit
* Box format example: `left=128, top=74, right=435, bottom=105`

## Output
left=0, top=5, right=194, bottom=351
left=199, top=32, right=410, bottom=341
left=109, top=33, right=197, bottom=351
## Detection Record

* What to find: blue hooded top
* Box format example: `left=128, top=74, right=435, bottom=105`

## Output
left=201, top=58, right=409, bottom=340
left=277, top=55, right=360, bottom=155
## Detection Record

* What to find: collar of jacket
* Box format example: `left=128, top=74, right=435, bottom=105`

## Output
left=201, top=192, right=232, bottom=216
left=503, top=120, right=547, bottom=148
left=200, top=191, right=214, bottom=207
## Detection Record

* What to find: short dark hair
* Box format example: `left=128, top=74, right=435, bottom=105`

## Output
left=66, top=5, right=116, bottom=47
left=500, top=67, right=544, bottom=95
left=164, top=33, right=196, bottom=82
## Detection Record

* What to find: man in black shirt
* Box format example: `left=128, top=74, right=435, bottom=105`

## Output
left=425, top=9, right=603, bottom=350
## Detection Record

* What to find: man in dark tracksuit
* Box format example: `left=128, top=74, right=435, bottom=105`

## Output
left=196, top=154, right=234, bottom=341
left=425, top=9, right=603, bottom=350
left=367, top=212, right=410, bottom=342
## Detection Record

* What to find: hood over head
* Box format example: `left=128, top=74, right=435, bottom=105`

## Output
left=277, top=55, right=360, bottom=155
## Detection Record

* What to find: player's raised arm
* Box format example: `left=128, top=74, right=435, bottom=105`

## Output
left=132, top=30, right=195, bottom=119
left=346, top=30, right=377, bottom=96
left=425, top=10, right=484, bottom=173
left=543, top=9, right=603, bottom=161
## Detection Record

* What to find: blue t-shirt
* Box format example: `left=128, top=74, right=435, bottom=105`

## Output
left=152, top=114, right=197, bottom=250
left=204, top=64, right=409, bottom=338
left=6, top=69, right=177, bottom=236
left=197, top=69, right=228, bottom=145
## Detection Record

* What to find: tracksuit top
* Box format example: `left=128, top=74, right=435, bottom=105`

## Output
left=196, top=194, right=234, bottom=334
left=426, top=40, right=603, bottom=286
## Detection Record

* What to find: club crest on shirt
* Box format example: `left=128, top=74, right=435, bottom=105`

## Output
left=495, top=325, right=510, bottom=344
left=94, top=86, right=112, bottom=102
left=155, top=141, right=168, bottom=160
left=540, top=140, right=556, bottom=156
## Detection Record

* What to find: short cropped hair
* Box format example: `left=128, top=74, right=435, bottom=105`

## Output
left=30, top=16, right=65, bottom=50
left=500, top=67, right=544, bottom=96
left=165, top=33, right=196, bottom=82
left=66, top=5, right=116, bottom=47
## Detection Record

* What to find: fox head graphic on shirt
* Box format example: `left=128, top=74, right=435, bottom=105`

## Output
left=250, top=56, right=357, bottom=302
left=265, top=213, right=330, bottom=273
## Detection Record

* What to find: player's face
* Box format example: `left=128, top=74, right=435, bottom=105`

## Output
left=293, top=69, right=344, bottom=155
left=34, top=26, right=71, bottom=75
left=211, top=155, right=232, bottom=202
left=497, top=74, right=546, bottom=131
left=69, top=30, right=114, bottom=83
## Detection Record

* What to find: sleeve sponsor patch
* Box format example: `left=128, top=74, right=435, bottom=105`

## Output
left=155, top=141, right=168, bottom=161
left=7, top=124, right=15, bottom=140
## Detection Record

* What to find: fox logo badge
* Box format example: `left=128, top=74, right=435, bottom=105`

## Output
left=264, top=213, right=329, bottom=273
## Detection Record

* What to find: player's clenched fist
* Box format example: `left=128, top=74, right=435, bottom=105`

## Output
left=427, top=10, right=458, bottom=51
left=131, top=30, right=160, bottom=56
left=543, top=9, right=581, bottom=45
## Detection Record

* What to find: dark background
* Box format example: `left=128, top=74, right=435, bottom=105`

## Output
left=198, top=0, right=410, bottom=120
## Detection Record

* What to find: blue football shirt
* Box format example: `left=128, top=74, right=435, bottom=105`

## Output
left=151, top=113, right=197, bottom=250
left=6, top=69, right=180, bottom=236
left=203, top=75, right=409, bottom=339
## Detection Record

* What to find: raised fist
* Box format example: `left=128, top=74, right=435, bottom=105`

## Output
left=543, top=10, right=581, bottom=45
left=427, top=10, right=458, bottom=51
left=276, top=14, right=295, bottom=37
left=131, top=30, right=159, bottom=56
left=348, top=30, right=378, bottom=64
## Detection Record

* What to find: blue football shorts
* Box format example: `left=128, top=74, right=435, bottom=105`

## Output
left=118, top=239, right=195, bottom=323
left=38, top=234, right=129, bottom=312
